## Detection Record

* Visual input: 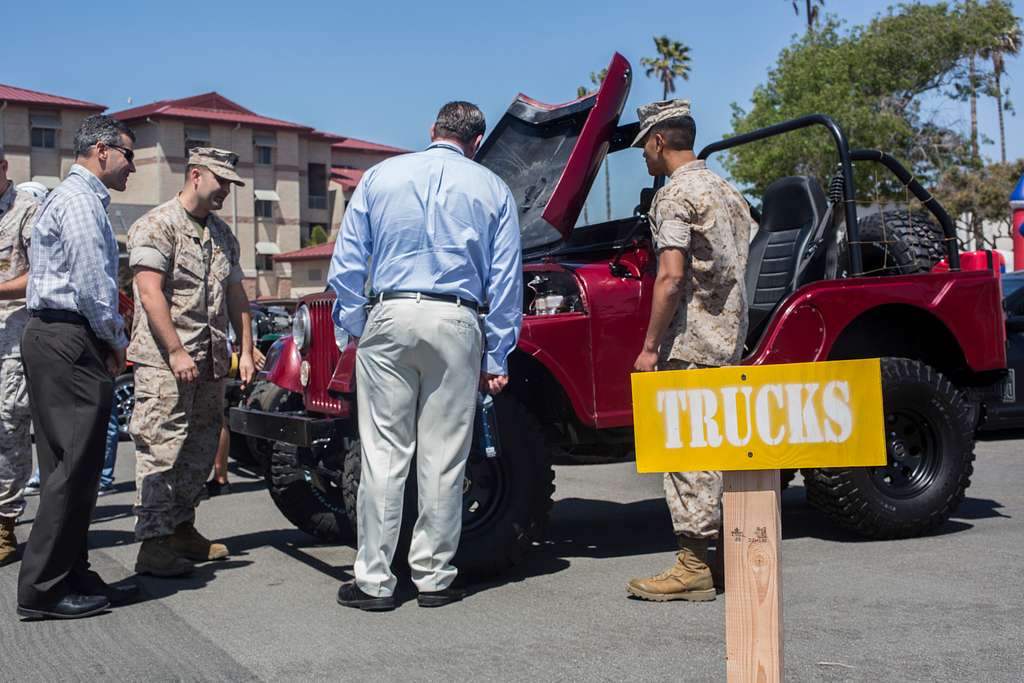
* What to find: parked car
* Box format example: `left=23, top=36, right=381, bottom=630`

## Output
left=230, top=53, right=1009, bottom=580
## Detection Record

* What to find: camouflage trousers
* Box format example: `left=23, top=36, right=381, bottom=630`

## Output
left=0, top=357, right=32, bottom=520
left=131, top=364, right=224, bottom=540
left=660, top=359, right=723, bottom=539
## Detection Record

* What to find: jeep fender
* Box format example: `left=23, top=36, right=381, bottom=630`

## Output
left=262, top=336, right=304, bottom=394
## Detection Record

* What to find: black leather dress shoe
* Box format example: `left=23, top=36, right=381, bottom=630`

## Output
left=17, top=594, right=110, bottom=620
left=417, top=586, right=467, bottom=608
left=336, top=581, right=395, bottom=611
left=73, top=571, right=141, bottom=606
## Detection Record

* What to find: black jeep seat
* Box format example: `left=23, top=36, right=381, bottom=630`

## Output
left=744, top=176, right=829, bottom=350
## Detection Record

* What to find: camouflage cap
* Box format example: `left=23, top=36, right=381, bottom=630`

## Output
left=631, top=99, right=692, bottom=147
left=188, top=147, right=245, bottom=186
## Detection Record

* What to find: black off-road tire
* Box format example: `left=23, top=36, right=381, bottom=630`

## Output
left=229, top=382, right=302, bottom=471
left=341, top=392, right=556, bottom=580
left=113, top=372, right=135, bottom=441
left=804, top=357, right=974, bottom=539
left=265, top=440, right=356, bottom=544
left=851, top=209, right=947, bottom=276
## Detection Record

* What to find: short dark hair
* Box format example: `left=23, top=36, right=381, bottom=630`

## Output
left=649, top=115, right=696, bottom=151
left=434, top=101, right=486, bottom=144
left=73, top=114, right=136, bottom=157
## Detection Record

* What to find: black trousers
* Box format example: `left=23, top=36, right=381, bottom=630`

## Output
left=17, top=318, right=113, bottom=608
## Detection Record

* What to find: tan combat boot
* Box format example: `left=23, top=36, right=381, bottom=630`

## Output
left=168, top=522, right=229, bottom=561
left=626, top=539, right=717, bottom=602
left=135, top=537, right=196, bottom=577
left=0, top=517, right=17, bottom=567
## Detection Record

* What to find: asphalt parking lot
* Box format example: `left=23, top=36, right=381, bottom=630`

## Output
left=0, top=439, right=1021, bottom=682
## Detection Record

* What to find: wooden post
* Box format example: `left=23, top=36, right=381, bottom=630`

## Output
left=723, top=469, right=783, bottom=683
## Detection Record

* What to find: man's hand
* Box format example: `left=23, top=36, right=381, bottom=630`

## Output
left=238, top=351, right=256, bottom=390
left=633, top=349, right=659, bottom=373
left=169, top=347, right=198, bottom=383
left=105, top=347, right=127, bottom=377
left=253, top=347, right=266, bottom=371
left=479, top=373, right=509, bottom=395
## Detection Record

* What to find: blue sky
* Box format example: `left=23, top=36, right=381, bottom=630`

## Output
left=6, top=0, right=1022, bottom=217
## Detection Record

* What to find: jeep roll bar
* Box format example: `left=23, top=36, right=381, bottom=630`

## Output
left=697, top=114, right=960, bottom=274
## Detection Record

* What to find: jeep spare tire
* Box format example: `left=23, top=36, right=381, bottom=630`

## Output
left=804, top=357, right=974, bottom=539
left=853, top=209, right=947, bottom=276
left=342, top=392, right=556, bottom=581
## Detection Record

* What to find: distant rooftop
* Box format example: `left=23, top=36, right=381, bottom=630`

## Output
left=0, top=83, right=105, bottom=111
left=275, top=242, right=335, bottom=263
left=110, top=92, right=313, bottom=132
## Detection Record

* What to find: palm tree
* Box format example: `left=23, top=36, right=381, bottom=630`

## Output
left=640, top=36, right=692, bottom=100
left=787, top=0, right=825, bottom=32
left=984, top=26, right=1021, bottom=163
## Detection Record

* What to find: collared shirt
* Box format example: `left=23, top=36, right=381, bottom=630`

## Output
left=0, top=182, right=39, bottom=358
left=27, top=165, right=127, bottom=349
left=650, top=159, right=751, bottom=366
left=328, top=142, right=523, bottom=375
left=127, top=196, right=244, bottom=378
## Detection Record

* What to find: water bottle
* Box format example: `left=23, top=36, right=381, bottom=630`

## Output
left=479, top=393, right=499, bottom=458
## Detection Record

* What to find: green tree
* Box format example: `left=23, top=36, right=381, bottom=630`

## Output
left=308, top=225, right=329, bottom=246
left=979, top=4, right=1022, bottom=162
left=725, top=4, right=1019, bottom=200
left=640, top=36, right=691, bottom=100
left=936, top=159, right=1024, bottom=248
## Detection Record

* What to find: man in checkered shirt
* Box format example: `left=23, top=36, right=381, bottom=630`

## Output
left=15, top=114, right=139, bottom=621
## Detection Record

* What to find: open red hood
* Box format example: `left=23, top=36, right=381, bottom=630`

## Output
left=475, top=53, right=632, bottom=252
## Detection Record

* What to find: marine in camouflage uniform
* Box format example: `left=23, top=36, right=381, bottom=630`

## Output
left=0, top=177, right=39, bottom=565
left=128, top=147, right=252, bottom=576
left=626, top=100, right=750, bottom=602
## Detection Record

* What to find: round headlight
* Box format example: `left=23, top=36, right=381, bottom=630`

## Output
left=291, top=305, right=310, bottom=351
left=334, top=325, right=350, bottom=351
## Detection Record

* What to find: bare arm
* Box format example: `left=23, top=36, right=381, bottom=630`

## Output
left=134, top=266, right=197, bottom=382
left=0, top=273, right=28, bottom=300
left=226, top=281, right=255, bottom=387
left=633, top=248, right=686, bottom=372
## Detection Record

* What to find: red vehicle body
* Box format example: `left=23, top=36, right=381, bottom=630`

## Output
left=231, top=53, right=1009, bottom=579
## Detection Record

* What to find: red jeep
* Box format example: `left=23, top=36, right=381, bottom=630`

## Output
left=230, top=53, right=1008, bottom=579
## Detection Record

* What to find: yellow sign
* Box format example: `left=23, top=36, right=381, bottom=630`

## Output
left=632, top=359, right=886, bottom=473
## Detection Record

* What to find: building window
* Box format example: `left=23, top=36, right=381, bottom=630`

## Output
left=256, top=254, right=275, bottom=271
left=31, top=128, right=56, bottom=149
left=185, top=125, right=210, bottom=156
left=307, top=268, right=323, bottom=282
left=255, top=200, right=274, bottom=218
left=307, top=163, right=328, bottom=209
left=255, top=145, right=273, bottom=165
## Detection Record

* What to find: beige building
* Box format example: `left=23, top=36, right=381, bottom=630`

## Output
left=110, top=92, right=338, bottom=299
left=274, top=242, right=335, bottom=298
left=0, top=83, right=106, bottom=190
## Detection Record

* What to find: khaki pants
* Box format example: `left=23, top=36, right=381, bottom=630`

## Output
left=0, top=356, right=32, bottom=520
left=354, top=298, right=482, bottom=597
left=131, top=364, right=224, bottom=540
left=660, top=359, right=723, bottom=539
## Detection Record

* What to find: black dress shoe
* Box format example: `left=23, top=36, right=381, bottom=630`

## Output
left=336, top=581, right=395, bottom=611
left=17, top=594, right=110, bottom=620
left=73, top=571, right=141, bottom=606
left=417, top=586, right=467, bottom=608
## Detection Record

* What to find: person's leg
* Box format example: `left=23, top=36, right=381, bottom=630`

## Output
left=169, top=374, right=223, bottom=529
left=99, top=398, right=119, bottom=491
left=351, top=302, right=419, bottom=599
left=407, top=302, right=481, bottom=594
left=18, top=322, right=112, bottom=608
left=206, top=417, right=230, bottom=496
left=0, top=356, right=33, bottom=565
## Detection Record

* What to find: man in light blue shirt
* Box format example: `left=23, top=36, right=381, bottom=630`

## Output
left=330, top=101, right=522, bottom=611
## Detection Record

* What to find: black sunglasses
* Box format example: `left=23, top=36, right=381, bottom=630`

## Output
left=105, top=143, right=135, bottom=164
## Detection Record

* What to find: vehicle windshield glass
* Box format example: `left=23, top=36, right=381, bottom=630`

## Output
left=574, top=147, right=651, bottom=229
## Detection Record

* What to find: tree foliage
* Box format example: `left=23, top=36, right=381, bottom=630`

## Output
left=936, top=159, right=1024, bottom=247
left=640, top=36, right=691, bottom=100
left=308, top=225, right=329, bottom=246
left=725, top=2, right=1020, bottom=201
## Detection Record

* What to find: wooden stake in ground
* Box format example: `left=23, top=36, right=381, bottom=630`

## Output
left=723, top=469, right=782, bottom=683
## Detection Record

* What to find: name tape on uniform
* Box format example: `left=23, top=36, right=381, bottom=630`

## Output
left=631, top=359, right=886, bottom=473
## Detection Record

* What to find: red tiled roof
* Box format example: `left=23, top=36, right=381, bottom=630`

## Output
left=275, top=242, right=335, bottom=263
left=0, top=83, right=105, bottom=111
left=331, top=166, right=365, bottom=191
left=332, top=136, right=409, bottom=154
left=110, top=92, right=312, bottom=132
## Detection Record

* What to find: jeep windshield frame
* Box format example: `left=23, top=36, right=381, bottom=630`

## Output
left=697, top=114, right=960, bottom=274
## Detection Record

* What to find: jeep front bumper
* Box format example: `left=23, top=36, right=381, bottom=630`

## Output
left=228, top=407, right=340, bottom=448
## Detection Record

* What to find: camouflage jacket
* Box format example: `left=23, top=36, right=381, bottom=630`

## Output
left=0, top=183, right=39, bottom=359
left=649, top=159, right=751, bottom=367
left=127, top=197, right=243, bottom=377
